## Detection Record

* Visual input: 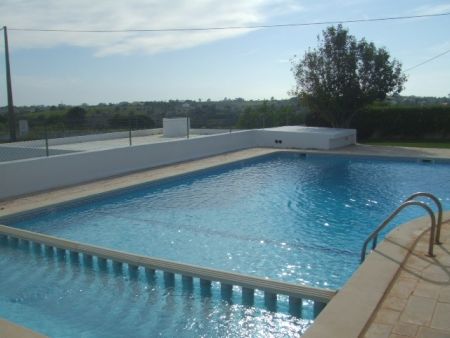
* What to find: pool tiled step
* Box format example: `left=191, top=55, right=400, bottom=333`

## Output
left=0, top=224, right=336, bottom=319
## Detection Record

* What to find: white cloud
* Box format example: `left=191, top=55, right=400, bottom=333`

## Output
left=412, top=3, right=450, bottom=15
left=0, top=0, right=303, bottom=56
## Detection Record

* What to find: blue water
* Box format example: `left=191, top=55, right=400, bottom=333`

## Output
left=1, top=152, right=450, bottom=337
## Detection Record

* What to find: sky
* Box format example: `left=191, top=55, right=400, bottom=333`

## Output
left=0, top=0, right=449, bottom=106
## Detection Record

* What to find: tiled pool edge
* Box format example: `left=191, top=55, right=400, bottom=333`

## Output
left=0, top=318, right=48, bottom=338
left=303, top=211, right=450, bottom=338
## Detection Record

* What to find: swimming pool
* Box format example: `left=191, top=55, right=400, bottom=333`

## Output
left=1, top=152, right=449, bottom=337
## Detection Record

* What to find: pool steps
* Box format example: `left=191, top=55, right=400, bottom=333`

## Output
left=0, top=224, right=336, bottom=318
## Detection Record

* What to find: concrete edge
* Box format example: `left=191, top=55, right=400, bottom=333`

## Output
left=303, top=211, right=450, bottom=338
left=0, top=318, right=48, bottom=338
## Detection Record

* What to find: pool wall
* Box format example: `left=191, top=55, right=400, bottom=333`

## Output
left=0, top=127, right=356, bottom=200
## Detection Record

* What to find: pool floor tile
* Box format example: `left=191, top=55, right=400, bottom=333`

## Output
left=431, top=303, right=450, bottom=331
left=414, top=281, right=441, bottom=299
left=439, top=287, right=450, bottom=303
left=374, top=309, right=401, bottom=325
left=382, top=296, right=408, bottom=312
left=391, top=322, right=419, bottom=337
left=416, top=327, right=450, bottom=338
left=364, top=323, right=393, bottom=338
left=400, top=294, right=436, bottom=326
left=390, top=278, right=418, bottom=299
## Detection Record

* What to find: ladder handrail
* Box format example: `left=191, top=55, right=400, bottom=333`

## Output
left=360, top=200, right=436, bottom=263
left=405, top=192, right=443, bottom=244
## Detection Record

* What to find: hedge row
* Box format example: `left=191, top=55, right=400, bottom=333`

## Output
left=306, top=105, right=450, bottom=140
left=353, top=106, right=450, bottom=140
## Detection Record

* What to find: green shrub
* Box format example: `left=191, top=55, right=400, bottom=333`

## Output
left=352, top=106, right=450, bottom=140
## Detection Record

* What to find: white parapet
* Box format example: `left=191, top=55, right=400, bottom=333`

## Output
left=163, top=118, right=190, bottom=138
left=258, top=126, right=356, bottom=150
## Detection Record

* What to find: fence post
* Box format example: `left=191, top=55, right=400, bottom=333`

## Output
left=128, top=115, right=132, bottom=146
left=186, top=116, right=190, bottom=139
left=44, top=122, right=49, bottom=157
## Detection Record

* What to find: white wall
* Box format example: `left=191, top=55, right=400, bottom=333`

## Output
left=0, top=130, right=257, bottom=200
left=0, top=127, right=356, bottom=200
left=329, top=133, right=357, bottom=149
left=163, top=118, right=190, bottom=137
left=256, top=130, right=333, bottom=149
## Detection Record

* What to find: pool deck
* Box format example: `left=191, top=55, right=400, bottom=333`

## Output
left=363, top=219, right=450, bottom=338
left=1, top=144, right=450, bottom=337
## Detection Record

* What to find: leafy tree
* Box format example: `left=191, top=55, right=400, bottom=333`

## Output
left=131, top=114, right=155, bottom=129
left=237, top=101, right=305, bottom=129
left=109, top=113, right=129, bottom=129
left=291, top=25, right=406, bottom=128
left=65, top=106, right=87, bottom=128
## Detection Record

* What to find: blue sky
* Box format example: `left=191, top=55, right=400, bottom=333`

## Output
left=0, top=0, right=449, bottom=106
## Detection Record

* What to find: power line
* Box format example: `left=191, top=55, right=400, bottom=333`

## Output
left=405, top=48, right=450, bottom=72
left=7, top=12, right=450, bottom=33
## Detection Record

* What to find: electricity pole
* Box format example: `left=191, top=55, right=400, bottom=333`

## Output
left=3, top=26, right=16, bottom=141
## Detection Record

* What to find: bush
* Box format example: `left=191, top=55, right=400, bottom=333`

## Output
left=65, top=107, right=87, bottom=128
left=352, top=106, right=450, bottom=140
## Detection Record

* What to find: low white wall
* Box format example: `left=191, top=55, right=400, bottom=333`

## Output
left=329, top=132, right=357, bottom=149
left=256, top=128, right=356, bottom=150
left=257, top=130, right=332, bottom=149
left=191, top=128, right=232, bottom=135
left=0, top=126, right=356, bottom=200
left=0, top=130, right=257, bottom=200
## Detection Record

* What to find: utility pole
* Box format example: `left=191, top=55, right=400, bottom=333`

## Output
left=3, top=26, right=16, bottom=141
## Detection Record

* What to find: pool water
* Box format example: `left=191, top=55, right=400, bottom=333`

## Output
left=0, top=242, right=310, bottom=337
left=1, top=152, right=450, bottom=337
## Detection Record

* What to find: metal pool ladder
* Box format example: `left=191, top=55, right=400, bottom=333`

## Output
left=360, top=192, right=443, bottom=263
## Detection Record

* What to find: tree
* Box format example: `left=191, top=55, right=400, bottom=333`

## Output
left=65, top=106, right=87, bottom=128
left=291, top=25, right=406, bottom=128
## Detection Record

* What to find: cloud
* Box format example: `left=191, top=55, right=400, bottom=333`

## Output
left=412, top=3, right=450, bottom=16
left=0, top=0, right=303, bottom=56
